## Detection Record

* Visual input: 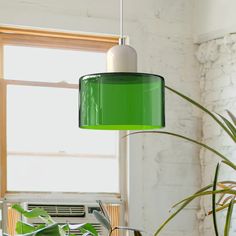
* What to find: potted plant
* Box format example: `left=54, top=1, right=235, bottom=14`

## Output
left=130, top=86, right=236, bottom=236
left=3, top=203, right=99, bottom=236
left=6, top=201, right=143, bottom=236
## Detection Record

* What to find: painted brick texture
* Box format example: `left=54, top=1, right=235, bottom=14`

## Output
left=196, top=35, right=236, bottom=236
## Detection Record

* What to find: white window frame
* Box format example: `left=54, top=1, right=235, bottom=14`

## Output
left=0, top=26, right=128, bottom=230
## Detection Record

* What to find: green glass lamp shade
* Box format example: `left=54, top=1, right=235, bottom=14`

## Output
left=79, top=72, right=165, bottom=130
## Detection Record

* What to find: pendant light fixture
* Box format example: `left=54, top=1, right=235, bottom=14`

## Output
left=79, top=0, right=165, bottom=130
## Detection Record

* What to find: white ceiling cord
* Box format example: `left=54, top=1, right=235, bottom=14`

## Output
left=119, top=0, right=125, bottom=45
left=107, top=0, right=137, bottom=72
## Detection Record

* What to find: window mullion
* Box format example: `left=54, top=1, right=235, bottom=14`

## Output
left=7, top=151, right=115, bottom=159
left=0, top=42, right=7, bottom=198
left=6, top=79, right=79, bottom=89
left=0, top=41, right=3, bottom=79
left=0, top=80, right=7, bottom=198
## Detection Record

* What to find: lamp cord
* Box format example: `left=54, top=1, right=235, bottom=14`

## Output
left=119, top=0, right=125, bottom=45
left=120, top=0, right=123, bottom=39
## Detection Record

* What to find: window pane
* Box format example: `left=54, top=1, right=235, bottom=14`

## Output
left=7, top=85, right=118, bottom=155
left=7, top=85, right=119, bottom=192
left=8, top=155, right=118, bottom=192
left=4, top=45, right=106, bottom=83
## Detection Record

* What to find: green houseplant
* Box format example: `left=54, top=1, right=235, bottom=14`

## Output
left=4, top=204, right=99, bottom=236
left=130, top=86, right=236, bottom=236
left=7, top=201, right=143, bottom=236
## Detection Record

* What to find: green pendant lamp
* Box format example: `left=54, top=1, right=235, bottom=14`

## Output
left=79, top=0, right=165, bottom=130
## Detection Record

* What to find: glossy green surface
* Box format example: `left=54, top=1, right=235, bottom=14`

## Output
left=79, top=73, right=165, bottom=130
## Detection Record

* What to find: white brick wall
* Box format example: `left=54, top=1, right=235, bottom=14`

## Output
left=196, top=35, right=236, bottom=236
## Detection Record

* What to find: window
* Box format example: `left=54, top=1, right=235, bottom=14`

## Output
left=0, top=27, right=127, bottom=233
left=6, top=45, right=119, bottom=193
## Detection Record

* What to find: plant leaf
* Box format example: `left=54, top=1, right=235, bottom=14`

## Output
left=12, top=204, right=25, bottom=214
left=12, top=204, right=55, bottom=225
left=129, top=131, right=236, bottom=171
left=61, top=224, right=70, bottom=231
left=173, top=189, right=236, bottom=209
left=165, top=86, right=236, bottom=142
left=35, top=223, right=61, bottom=236
left=15, top=222, right=36, bottom=234
left=154, top=183, right=215, bottom=236
left=79, top=227, right=87, bottom=234
left=65, top=223, right=97, bottom=236
left=212, top=163, right=220, bottom=236
left=67, top=223, right=86, bottom=230
left=82, top=233, right=90, bottom=236
left=222, top=196, right=234, bottom=206
left=93, top=210, right=112, bottom=232
left=19, top=223, right=60, bottom=236
left=134, top=230, right=142, bottom=236
left=154, top=198, right=191, bottom=236
left=12, top=204, right=49, bottom=218
left=208, top=200, right=236, bottom=215
left=227, top=110, right=236, bottom=126
left=217, top=183, right=234, bottom=189
left=97, top=200, right=111, bottom=223
left=35, top=224, right=47, bottom=230
left=224, top=198, right=235, bottom=236
left=155, top=189, right=229, bottom=236
left=80, top=223, right=98, bottom=236
left=171, top=182, right=236, bottom=211
left=154, top=187, right=235, bottom=236
left=39, top=215, right=55, bottom=225
left=217, top=114, right=236, bottom=138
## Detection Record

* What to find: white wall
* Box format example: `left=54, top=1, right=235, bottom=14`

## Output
left=0, top=0, right=201, bottom=235
left=194, top=0, right=236, bottom=42
left=194, top=1, right=236, bottom=235
left=196, top=34, right=236, bottom=236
